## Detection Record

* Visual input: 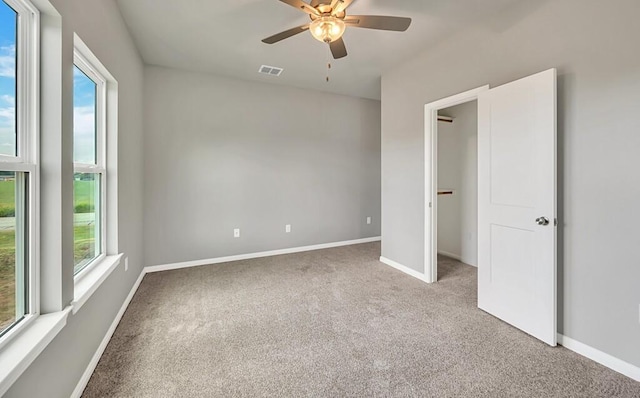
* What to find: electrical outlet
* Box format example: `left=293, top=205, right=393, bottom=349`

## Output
left=285, top=224, right=291, bottom=233
left=367, top=217, right=372, bottom=225
left=234, top=228, right=240, bottom=238
left=124, top=257, right=128, bottom=272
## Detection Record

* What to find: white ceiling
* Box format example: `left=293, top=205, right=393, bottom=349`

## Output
left=115, top=0, right=527, bottom=100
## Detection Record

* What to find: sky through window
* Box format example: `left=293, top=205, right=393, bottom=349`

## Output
left=0, top=1, right=17, bottom=156
left=73, top=65, right=97, bottom=164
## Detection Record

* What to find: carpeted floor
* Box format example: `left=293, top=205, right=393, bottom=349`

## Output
left=82, top=243, right=640, bottom=397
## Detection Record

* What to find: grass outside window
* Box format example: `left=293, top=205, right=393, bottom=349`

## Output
left=73, top=174, right=100, bottom=274
left=1, top=178, right=98, bottom=328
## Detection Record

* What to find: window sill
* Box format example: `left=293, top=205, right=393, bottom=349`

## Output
left=0, top=308, right=71, bottom=397
left=72, top=253, right=123, bottom=315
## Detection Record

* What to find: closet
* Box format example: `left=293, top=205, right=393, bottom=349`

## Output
left=436, top=101, right=478, bottom=270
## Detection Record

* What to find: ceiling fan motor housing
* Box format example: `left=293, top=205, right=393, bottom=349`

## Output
left=310, top=16, right=346, bottom=43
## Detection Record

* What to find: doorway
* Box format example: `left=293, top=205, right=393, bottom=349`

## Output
left=424, top=86, right=488, bottom=284
left=423, top=69, right=557, bottom=346
left=436, top=101, right=478, bottom=280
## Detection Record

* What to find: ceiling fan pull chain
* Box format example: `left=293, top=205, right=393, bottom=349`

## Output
left=326, top=46, right=331, bottom=82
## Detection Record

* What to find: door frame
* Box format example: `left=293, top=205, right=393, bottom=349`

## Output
left=423, top=85, right=489, bottom=283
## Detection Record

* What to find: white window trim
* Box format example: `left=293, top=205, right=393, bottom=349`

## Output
left=0, top=0, right=40, bottom=351
left=71, top=34, right=120, bottom=314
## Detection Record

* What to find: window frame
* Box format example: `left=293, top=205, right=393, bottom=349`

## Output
left=70, top=34, right=120, bottom=315
left=72, top=49, right=107, bottom=279
left=0, top=0, right=40, bottom=350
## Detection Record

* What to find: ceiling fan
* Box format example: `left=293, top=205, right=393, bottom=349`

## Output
left=262, top=0, right=412, bottom=59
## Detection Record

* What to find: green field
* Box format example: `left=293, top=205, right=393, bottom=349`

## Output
left=0, top=180, right=15, bottom=217
left=1, top=179, right=96, bottom=331
left=0, top=180, right=13, bottom=204
left=0, top=229, right=16, bottom=331
left=0, top=179, right=17, bottom=330
left=0, top=179, right=96, bottom=211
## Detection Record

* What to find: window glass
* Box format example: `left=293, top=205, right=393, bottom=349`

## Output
left=73, top=61, right=103, bottom=275
left=73, top=172, right=100, bottom=274
left=0, top=171, right=17, bottom=332
left=0, top=1, right=17, bottom=156
left=0, top=171, right=27, bottom=335
left=73, top=65, right=96, bottom=164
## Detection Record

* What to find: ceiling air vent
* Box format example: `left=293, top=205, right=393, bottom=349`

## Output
left=259, top=65, right=284, bottom=77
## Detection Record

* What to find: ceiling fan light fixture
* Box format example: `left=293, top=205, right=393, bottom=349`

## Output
left=309, top=16, right=345, bottom=43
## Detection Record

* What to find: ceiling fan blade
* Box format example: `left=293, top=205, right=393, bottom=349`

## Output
left=332, top=0, right=355, bottom=14
left=311, top=0, right=331, bottom=7
left=279, top=0, right=319, bottom=16
left=329, top=37, right=348, bottom=59
left=344, top=15, right=412, bottom=31
left=262, top=24, right=310, bottom=44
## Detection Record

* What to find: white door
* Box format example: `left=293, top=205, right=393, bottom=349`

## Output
left=477, top=69, right=557, bottom=346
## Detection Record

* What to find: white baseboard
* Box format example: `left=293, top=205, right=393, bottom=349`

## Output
left=379, top=256, right=429, bottom=283
left=557, top=334, right=640, bottom=382
left=71, top=270, right=147, bottom=398
left=145, top=237, right=382, bottom=273
left=437, top=250, right=462, bottom=261
left=437, top=251, right=477, bottom=267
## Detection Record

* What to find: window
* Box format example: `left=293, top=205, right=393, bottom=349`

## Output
left=0, top=0, right=38, bottom=340
left=70, top=36, right=120, bottom=315
left=73, top=52, right=106, bottom=276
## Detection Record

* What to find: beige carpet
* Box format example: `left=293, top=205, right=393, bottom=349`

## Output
left=83, top=243, right=640, bottom=397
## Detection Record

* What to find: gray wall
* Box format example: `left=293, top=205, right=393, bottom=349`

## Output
left=144, top=66, right=381, bottom=267
left=437, top=102, right=477, bottom=267
left=381, top=0, right=640, bottom=367
left=6, top=0, right=144, bottom=396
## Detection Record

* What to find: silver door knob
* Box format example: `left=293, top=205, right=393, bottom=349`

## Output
left=536, top=217, right=550, bottom=226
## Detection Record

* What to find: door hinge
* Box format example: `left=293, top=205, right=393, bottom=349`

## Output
left=554, top=218, right=558, bottom=227
left=429, top=202, right=432, bottom=208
